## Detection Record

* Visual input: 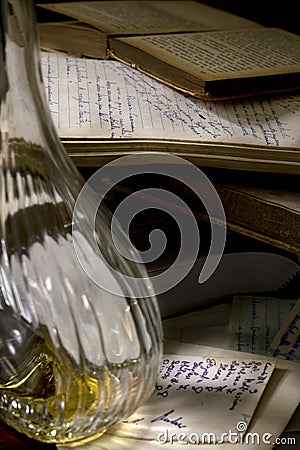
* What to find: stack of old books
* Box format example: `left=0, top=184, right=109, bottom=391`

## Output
left=37, top=0, right=300, bottom=252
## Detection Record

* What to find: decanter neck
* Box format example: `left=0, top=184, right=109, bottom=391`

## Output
left=0, top=1, right=42, bottom=108
left=0, top=0, right=84, bottom=193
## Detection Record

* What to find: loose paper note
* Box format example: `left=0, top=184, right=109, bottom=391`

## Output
left=58, top=341, right=300, bottom=449
left=268, top=299, right=300, bottom=362
left=229, top=296, right=297, bottom=354
left=164, top=341, right=300, bottom=449
left=109, top=353, right=274, bottom=442
left=41, top=51, right=300, bottom=148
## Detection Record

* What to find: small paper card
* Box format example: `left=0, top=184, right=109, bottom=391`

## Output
left=59, top=341, right=300, bottom=450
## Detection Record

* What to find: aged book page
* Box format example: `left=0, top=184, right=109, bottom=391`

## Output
left=109, top=353, right=275, bottom=440
left=110, top=28, right=300, bottom=99
left=38, top=1, right=260, bottom=35
left=41, top=52, right=300, bottom=174
left=38, top=2, right=300, bottom=99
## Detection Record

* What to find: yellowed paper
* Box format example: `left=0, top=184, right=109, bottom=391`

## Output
left=39, top=1, right=259, bottom=35
left=41, top=52, right=300, bottom=149
left=58, top=341, right=299, bottom=449
left=116, top=29, right=300, bottom=80
left=110, top=353, right=275, bottom=441
left=229, top=296, right=297, bottom=354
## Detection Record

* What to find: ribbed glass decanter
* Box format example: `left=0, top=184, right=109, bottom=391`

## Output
left=0, top=0, right=162, bottom=445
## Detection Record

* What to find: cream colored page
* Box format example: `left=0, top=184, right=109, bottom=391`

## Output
left=58, top=343, right=298, bottom=450
left=169, top=297, right=299, bottom=356
left=39, top=1, right=259, bottom=35
left=41, top=52, right=300, bottom=148
left=108, top=353, right=275, bottom=441
left=268, top=299, right=300, bottom=361
left=229, top=296, right=298, bottom=355
left=165, top=341, right=300, bottom=449
left=121, top=28, right=300, bottom=80
left=155, top=1, right=260, bottom=29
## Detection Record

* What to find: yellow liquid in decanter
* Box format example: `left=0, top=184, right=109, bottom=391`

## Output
left=0, top=0, right=162, bottom=444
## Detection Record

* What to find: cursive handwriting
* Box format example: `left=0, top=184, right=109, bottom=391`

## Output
left=41, top=52, right=300, bottom=148
left=230, top=296, right=297, bottom=356
left=151, top=409, right=187, bottom=429
left=155, top=356, right=274, bottom=411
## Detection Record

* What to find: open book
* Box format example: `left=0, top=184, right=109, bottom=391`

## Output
left=37, top=1, right=300, bottom=100
left=109, top=27, right=300, bottom=101
left=37, top=0, right=260, bottom=61
left=41, top=51, right=300, bottom=175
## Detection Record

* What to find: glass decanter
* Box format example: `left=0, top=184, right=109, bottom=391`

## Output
left=0, top=0, right=162, bottom=445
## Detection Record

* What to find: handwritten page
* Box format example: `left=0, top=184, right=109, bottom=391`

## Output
left=163, top=341, right=300, bottom=449
left=229, top=296, right=297, bottom=355
left=41, top=52, right=300, bottom=148
left=268, top=299, right=300, bottom=362
left=107, top=353, right=274, bottom=442
left=58, top=341, right=300, bottom=449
